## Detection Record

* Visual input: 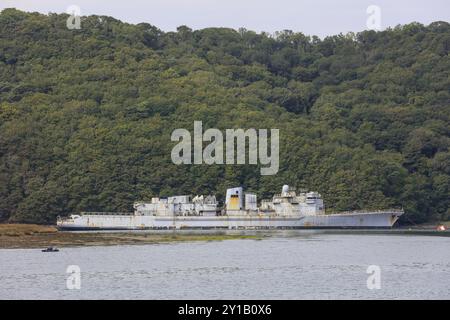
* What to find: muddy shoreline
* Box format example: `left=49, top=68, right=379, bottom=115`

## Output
left=1, top=223, right=449, bottom=249
left=0, top=224, right=261, bottom=249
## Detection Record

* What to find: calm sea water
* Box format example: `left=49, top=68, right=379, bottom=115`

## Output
left=0, top=231, right=449, bottom=299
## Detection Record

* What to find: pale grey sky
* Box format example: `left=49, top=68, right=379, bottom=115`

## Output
left=1, top=0, right=449, bottom=37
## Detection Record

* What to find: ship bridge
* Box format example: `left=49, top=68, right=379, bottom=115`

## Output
left=260, top=185, right=325, bottom=216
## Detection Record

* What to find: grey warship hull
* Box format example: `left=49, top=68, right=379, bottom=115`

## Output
left=57, top=210, right=403, bottom=230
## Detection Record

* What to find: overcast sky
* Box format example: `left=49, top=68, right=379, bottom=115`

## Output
left=1, top=0, right=449, bottom=37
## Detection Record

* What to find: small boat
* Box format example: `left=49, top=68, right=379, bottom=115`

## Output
left=42, top=247, right=59, bottom=252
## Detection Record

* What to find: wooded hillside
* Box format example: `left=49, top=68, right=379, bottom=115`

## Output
left=0, top=9, right=449, bottom=223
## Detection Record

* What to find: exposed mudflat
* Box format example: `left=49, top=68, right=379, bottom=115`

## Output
left=0, top=224, right=260, bottom=249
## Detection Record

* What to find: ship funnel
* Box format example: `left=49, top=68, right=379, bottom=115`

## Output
left=225, top=187, right=243, bottom=211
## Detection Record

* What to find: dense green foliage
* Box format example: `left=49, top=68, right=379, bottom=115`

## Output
left=0, top=9, right=449, bottom=224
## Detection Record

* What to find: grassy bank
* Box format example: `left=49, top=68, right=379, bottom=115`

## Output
left=0, top=224, right=260, bottom=249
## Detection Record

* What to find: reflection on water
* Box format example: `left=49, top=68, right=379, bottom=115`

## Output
left=0, top=232, right=449, bottom=299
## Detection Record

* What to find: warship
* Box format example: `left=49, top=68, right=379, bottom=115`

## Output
left=57, top=185, right=404, bottom=230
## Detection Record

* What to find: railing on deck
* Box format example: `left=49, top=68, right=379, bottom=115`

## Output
left=326, top=208, right=404, bottom=215
left=80, top=212, right=134, bottom=216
